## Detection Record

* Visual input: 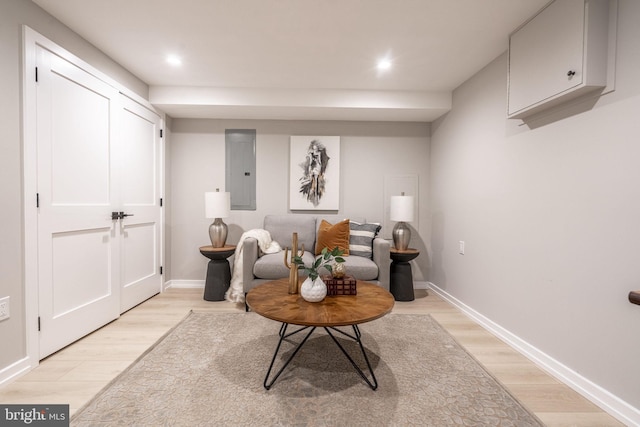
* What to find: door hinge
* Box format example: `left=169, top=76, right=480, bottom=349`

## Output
left=36, top=193, right=39, bottom=208
left=38, top=316, right=41, bottom=332
left=160, top=266, right=163, bottom=275
left=35, top=67, right=38, bottom=82
left=160, top=198, right=163, bottom=207
left=160, top=129, right=163, bottom=138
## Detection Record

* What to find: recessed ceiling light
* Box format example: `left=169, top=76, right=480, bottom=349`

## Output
left=166, top=55, right=182, bottom=66
left=377, top=59, right=392, bottom=71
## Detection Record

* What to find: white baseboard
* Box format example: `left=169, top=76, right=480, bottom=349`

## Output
left=427, top=282, right=640, bottom=427
left=164, top=280, right=205, bottom=289
left=0, top=356, right=36, bottom=388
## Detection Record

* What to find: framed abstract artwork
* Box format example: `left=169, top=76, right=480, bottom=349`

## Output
left=289, top=136, right=340, bottom=210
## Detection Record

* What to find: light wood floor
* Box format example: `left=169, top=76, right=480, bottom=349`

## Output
left=0, top=288, right=624, bottom=426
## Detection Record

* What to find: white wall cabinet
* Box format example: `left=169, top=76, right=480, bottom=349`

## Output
left=507, top=0, right=611, bottom=119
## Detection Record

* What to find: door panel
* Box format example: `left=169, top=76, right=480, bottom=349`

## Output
left=37, top=46, right=120, bottom=358
left=119, top=96, right=162, bottom=312
left=121, top=107, right=156, bottom=205
left=122, top=222, right=156, bottom=286
left=51, top=228, right=113, bottom=317
left=121, top=222, right=158, bottom=306
left=50, top=64, right=111, bottom=205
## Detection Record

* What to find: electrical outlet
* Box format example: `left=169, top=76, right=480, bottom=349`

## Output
left=0, top=297, right=10, bottom=321
left=459, top=241, right=465, bottom=255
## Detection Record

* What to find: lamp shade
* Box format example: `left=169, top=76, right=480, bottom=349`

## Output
left=205, top=191, right=230, bottom=218
left=390, top=195, right=414, bottom=222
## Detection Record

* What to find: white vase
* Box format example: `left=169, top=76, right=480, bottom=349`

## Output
left=300, top=276, right=327, bottom=302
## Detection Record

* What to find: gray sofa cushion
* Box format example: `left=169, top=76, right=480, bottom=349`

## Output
left=254, top=251, right=316, bottom=280
left=264, top=215, right=316, bottom=252
left=328, top=255, right=379, bottom=281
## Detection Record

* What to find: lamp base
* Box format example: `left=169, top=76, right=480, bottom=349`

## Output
left=392, top=222, right=411, bottom=251
left=209, top=218, right=228, bottom=248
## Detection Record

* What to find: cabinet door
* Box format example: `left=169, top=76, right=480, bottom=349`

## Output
left=508, top=0, right=585, bottom=116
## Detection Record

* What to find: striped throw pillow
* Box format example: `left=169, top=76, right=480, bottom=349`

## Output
left=349, top=221, right=381, bottom=258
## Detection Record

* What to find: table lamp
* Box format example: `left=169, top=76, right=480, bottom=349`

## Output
left=205, top=189, right=230, bottom=247
left=390, top=192, right=414, bottom=251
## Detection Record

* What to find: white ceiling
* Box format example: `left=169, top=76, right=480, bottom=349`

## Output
left=32, top=0, right=548, bottom=122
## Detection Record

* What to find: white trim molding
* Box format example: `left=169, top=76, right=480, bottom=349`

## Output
left=165, top=280, right=205, bottom=289
left=0, top=357, right=35, bottom=388
left=428, top=282, right=640, bottom=427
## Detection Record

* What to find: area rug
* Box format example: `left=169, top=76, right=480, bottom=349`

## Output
left=71, top=312, right=543, bottom=426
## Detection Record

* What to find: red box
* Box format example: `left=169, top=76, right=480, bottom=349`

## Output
left=323, top=275, right=357, bottom=296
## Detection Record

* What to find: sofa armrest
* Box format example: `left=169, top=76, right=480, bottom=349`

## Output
left=242, top=237, right=259, bottom=291
left=372, top=237, right=391, bottom=291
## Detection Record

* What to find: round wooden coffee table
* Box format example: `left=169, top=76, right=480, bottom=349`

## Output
left=246, top=278, right=394, bottom=390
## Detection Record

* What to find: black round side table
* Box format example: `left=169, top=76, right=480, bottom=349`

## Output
left=199, top=245, right=236, bottom=301
left=389, top=248, right=419, bottom=301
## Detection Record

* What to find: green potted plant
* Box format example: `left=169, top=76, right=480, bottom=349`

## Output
left=293, top=247, right=345, bottom=302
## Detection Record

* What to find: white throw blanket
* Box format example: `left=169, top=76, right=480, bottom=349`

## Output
left=225, top=229, right=282, bottom=303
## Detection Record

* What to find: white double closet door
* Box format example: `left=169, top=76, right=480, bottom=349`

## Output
left=35, top=46, right=162, bottom=358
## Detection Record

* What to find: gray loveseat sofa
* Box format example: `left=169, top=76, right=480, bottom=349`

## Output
left=242, top=214, right=390, bottom=300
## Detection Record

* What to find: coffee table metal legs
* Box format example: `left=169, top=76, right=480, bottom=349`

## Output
left=325, top=325, right=378, bottom=390
left=264, top=324, right=316, bottom=390
left=263, top=323, right=378, bottom=391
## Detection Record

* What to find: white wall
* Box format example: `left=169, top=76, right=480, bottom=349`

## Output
left=429, top=0, right=640, bottom=417
left=0, top=0, right=147, bottom=377
left=169, top=119, right=430, bottom=282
